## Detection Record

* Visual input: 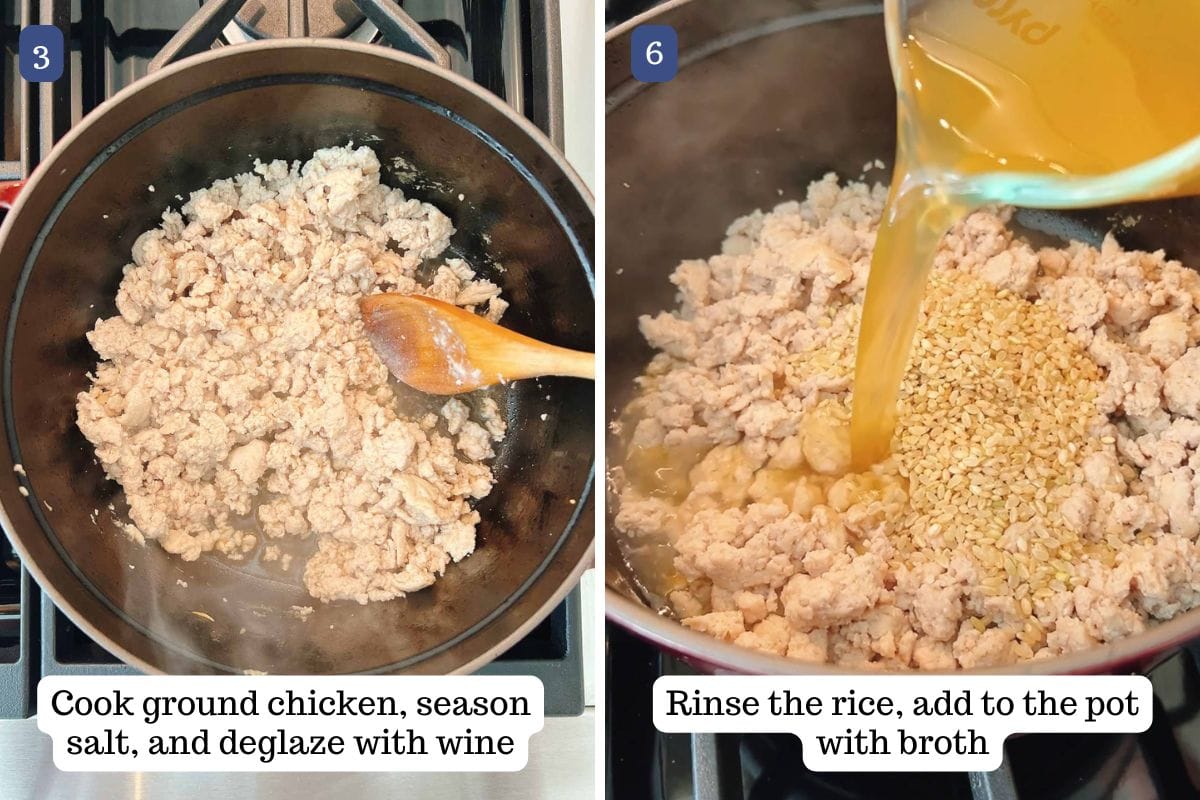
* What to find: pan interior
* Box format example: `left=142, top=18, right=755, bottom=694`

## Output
left=605, top=2, right=1200, bottom=668
left=8, top=73, right=594, bottom=674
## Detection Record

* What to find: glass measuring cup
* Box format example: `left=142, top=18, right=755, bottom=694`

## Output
left=886, top=0, right=1200, bottom=209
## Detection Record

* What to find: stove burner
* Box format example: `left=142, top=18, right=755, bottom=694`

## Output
left=1006, top=732, right=1133, bottom=799
left=208, top=0, right=369, bottom=40
left=736, top=733, right=977, bottom=799
left=607, top=621, right=1200, bottom=799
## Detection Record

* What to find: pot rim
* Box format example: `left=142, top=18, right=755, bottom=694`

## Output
left=606, top=0, right=696, bottom=40
left=605, top=588, right=1200, bottom=675
left=0, top=38, right=595, bottom=675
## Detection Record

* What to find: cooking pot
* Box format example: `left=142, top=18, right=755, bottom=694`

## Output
left=0, top=14, right=594, bottom=675
left=604, top=0, right=1200, bottom=674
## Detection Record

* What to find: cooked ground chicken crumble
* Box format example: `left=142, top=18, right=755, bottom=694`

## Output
left=77, top=145, right=507, bottom=604
left=614, top=174, right=1200, bottom=669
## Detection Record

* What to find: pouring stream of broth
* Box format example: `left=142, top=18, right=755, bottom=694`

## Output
left=852, top=0, right=1200, bottom=467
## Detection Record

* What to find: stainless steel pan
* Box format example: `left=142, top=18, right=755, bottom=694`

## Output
left=0, top=23, right=594, bottom=674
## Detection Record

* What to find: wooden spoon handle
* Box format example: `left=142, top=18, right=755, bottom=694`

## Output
left=543, top=346, right=595, bottom=380
left=505, top=340, right=594, bottom=381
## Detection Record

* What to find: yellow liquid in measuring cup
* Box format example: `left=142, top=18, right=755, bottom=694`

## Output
left=850, top=0, right=1200, bottom=467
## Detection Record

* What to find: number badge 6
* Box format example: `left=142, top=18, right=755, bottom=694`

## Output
left=19, top=25, right=64, bottom=83
left=631, top=25, right=678, bottom=83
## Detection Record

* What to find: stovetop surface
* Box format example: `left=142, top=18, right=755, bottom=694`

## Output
left=2, top=0, right=559, bottom=139
left=0, top=0, right=582, bottom=717
left=606, top=623, right=1200, bottom=799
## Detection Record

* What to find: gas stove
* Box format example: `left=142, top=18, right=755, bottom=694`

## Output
left=606, top=623, right=1200, bottom=800
left=0, top=0, right=583, bottom=718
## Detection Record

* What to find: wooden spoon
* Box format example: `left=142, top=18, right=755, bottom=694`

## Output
left=360, top=293, right=594, bottom=394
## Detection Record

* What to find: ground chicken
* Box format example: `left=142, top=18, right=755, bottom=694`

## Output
left=77, top=145, right=506, bottom=604
left=614, top=173, right=1200, bottom=669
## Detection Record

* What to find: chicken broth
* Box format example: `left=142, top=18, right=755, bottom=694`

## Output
left=617, top=402, right=900, bottom=605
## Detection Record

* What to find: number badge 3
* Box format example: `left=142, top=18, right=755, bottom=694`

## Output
left=19, top=25, right=64, bottom=83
